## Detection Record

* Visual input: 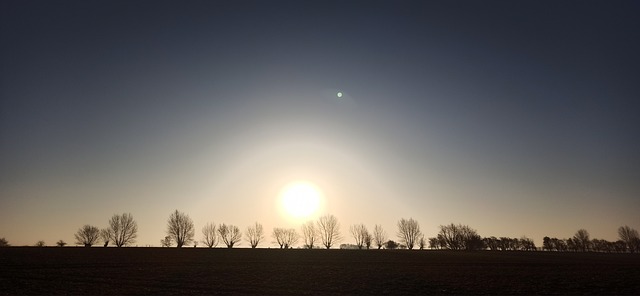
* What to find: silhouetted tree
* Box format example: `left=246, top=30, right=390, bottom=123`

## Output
left=573, top=229, right=590, bottom=252
left=614, top=240, right=627, bottom=253
left=100, top=228, right=110, bottom=247
left=201, top=222, right=218, bottom=248
left=618, top=225, right=640, bottom=253
left=591, top=239, right=609, bottom=253
left=246, top=222, right=264, bottom=248
left=283, top=228, right=299, bottom=248
left=385, top=240, right=398, bottom=250
left=218, top=223, right=241, bottom=248
left=56, top=240, right=66, bottom=247
left=542, top=236, right=552, bottom=251
left=35, top=240, right=45, bottom=247
left=566, top=238, right=578, bottom=252
left=106, top=213, right=138, bottom=247
left=0, top=238, right=8, bottom=247
left=160, top=236, right=173, bottom=247
left=631, top=238, right=640, bottom=253
left=350, top=224, right=369, bottom=249
left=74, top=224, right=100, bottom=247
left=273, top=228, right=298, bottom=248
left=273, top=228, right=286, bottom=248
left=519, top=237, right=536, bottom=251
left=497, top=237, right=510, bottom=251
left=397, top=218, right=421, bottom=250
left=428, top=237, right=440, bottom=249
left=364, top=230, right=373, bottom=249
left=438, top=224, right=483, bottom=250
left=418, top=235, right=426, bottom=250
left=484, top=236, right=500, bottom=251
left=317, top=214, right=341, bottom=249
left=555, top=238, right=567, bottom=252
left=301, top=221, right=317, bottom=249
left=373, top=224, right=387, bottom=249
left=166, top=210, right=194, bottom=248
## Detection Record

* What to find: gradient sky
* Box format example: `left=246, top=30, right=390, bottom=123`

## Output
left=1, top=1, right=639, bottom=247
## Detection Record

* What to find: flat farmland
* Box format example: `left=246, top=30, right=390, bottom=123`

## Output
left=1, top=248, right=639, bottom=295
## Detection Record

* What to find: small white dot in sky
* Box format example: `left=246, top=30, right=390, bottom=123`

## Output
left=337, top=91, right=343, bottom=98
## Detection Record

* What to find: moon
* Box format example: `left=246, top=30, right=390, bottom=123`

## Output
left=337, top=91, right=343, bottom=98
left=279, top=182, right=322, bottom=219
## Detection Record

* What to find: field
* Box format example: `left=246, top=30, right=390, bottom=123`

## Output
left=1, top=248, right=639, bottom=295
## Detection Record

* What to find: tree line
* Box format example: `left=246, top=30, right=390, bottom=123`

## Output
left=1, top=212, right=638, bottom=253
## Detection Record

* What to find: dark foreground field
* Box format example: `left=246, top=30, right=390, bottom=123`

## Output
left=1, top=248, right=639, bottom=295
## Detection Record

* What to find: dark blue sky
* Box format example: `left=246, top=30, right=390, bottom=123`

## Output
left=1, top=1, right=639, bottom=246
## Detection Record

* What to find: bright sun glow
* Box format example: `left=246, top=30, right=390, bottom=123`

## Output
left=280, top=182, right=322, bottom=219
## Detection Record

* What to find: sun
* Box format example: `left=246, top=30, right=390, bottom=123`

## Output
left=279, top=182, right=322, bottom=219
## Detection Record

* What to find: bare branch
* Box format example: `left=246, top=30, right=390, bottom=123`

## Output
left=618, top=225, right=640, bottom=253
left=350, top=224, right=369, bottom=249
left=218, top=223, right=241, bottom=248
left=202, top=222, right=218, bottom=248
left=373, top=224, right=387, bottom=249
left=74, top=224, right=100, bottom=247
left=107, top=213, right=138, bottom=247
left=317, top=214, right=341, bottom=249
left=166, top=210, right=195, bottom=248
left=573, top=229, right=591, bottom=252
left=273, top=227, right=299, bottom=249
left=301, top=221, right=317, bottom=249
left=246, top=222, right=264, bottom=248
left=397, top=218, right=421, bottom=250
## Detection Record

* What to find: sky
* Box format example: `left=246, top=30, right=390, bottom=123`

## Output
left=1, top=0, right=639, bottom=247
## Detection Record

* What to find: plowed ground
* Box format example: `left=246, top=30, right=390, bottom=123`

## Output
left=1, top=248, right=639, bottom=295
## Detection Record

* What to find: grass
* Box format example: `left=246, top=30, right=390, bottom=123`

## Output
left=1, top=247, right=639, bottom=295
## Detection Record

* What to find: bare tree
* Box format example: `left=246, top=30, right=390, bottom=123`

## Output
left=397, top=218, right=421, bottom=250
left=284, top=228, right=299, bottom=248
left=301, top=221, right=317, bottom=249
left=273, top=228, right=299, bottom=248
left=618, top=225, right=640, bottom=253
left=218, top=223, right=242, bottom=248
left=364, top=230, right=373, bottom=249
left=100, top=228, right=110, bottom=247
left=56, top=240, right=66, bottom=247
left=573, top=229, right=591, bottom=252
left=428, top=237, right=441, bottom=249
left=517, top=237, right=536, bottom=251
left=273, top=228, right=286, bottom=248
left=0, top=238, right=8, bottom=247
left=201, top=222, right=218, bottom=248
left=373, top=224, right=387, bottom=249
left=35, top=240, right=46, bottom=247
left=74, top=224, right=101, bottom=247
left=167, top=210, right=195, bottom=248
left=317, top=214, right=341, bottom=249
left=350, top=224, right=369, bottom=249
left=439, top=225, right=460, bottom=250
left=160, top=236, right=173, bottom=247
left=438, top=223, right=483, bottom=250
left=246, top=222, right=264, bottom=248
left=418, top=235, right=426, bottom=250
left=106, top=213, right=138, bottom=247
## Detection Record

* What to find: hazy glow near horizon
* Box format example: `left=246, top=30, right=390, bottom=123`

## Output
left=279, top=182, right=322, bottom=219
